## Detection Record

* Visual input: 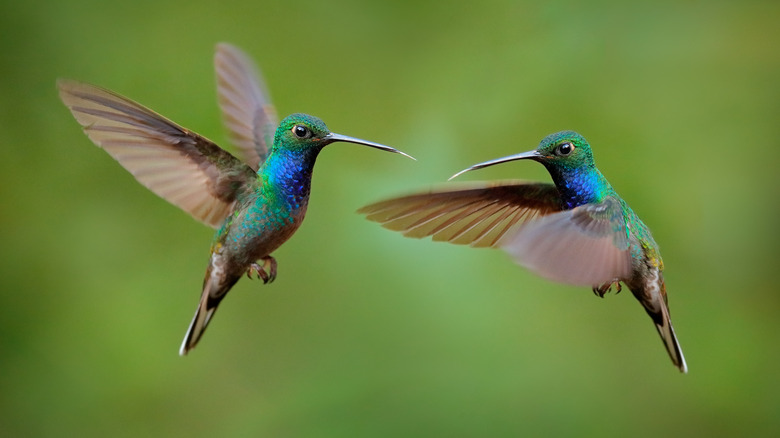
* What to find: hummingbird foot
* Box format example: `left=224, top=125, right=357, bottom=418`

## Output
left=592, top=280, right=622, bottom=298
left=246, top=256, right=277, bottom=284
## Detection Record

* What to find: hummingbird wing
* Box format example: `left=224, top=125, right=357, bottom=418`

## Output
left=358, top=182, right=563, bottom=248
left=501, top=197, right=633, bottom=286
left=58, top=79, right=257, bottom=228
left=215, top=43, right=278, bottom=170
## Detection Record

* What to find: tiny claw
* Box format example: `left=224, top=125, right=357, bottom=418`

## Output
left=246, top=263, right=268, bottom=282
left=593, top=279, right=622, bottom=298
left=246, top=256, right=278, bottom=285
left=261, top=256, right=277, bottom=284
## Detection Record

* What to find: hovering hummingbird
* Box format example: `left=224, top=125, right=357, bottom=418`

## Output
left=359, top=130, right=687, bottom=372
left=58, top=43, right=414, bottom=355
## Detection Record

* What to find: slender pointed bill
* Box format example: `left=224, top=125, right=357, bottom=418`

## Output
left=325, top=133, right=416, bottom=161
left=449, top=150, right=542, bottom=180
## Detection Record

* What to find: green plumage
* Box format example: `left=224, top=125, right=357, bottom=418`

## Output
left=361, top=131, right=687, bottom=372
left=58, top=44, right=413, bottom=355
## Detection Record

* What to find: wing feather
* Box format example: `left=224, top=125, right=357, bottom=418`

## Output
left=58, top=79, right=255, bottom=228
left=215, top=43, right=278, bottom=170
left=359, top=182, right=563, bottom=248
left=501, top=197, right=632, bottom=286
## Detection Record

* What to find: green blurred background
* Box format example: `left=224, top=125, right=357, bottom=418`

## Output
left=1, top=0, right=778, bottom=436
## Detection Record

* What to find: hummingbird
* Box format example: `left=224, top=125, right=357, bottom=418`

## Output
left=58, top=43, right=414, bottom=355
left=359, top=130, right=687, bottom=372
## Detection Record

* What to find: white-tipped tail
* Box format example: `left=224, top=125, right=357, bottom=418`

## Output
left=179, top=296, right=217, bottom=356
left=632, top=269, right=688, bottom=373
left=654, top=301, right=688, bottom=373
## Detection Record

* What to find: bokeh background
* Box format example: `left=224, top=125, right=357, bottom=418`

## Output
left=1, top=0, right=778, bottom=436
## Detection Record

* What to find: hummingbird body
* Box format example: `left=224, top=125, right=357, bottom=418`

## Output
left=551, top=159, right=679, bottom=364
left=190, top=142, right=316, bottom=349
left=213, top=127, right=321, bottom=270
left=360, top=130, right=687, bottom=372
left=58, top=44, right=413, bottom=355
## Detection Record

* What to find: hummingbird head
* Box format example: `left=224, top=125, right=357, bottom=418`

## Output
left=532, top=131, right=595, bottom=169
left=273, top=113, right=414, bottom=159
left=273, top=113, right=333, bottom=153
left=449, top=130, right=595, bottom=180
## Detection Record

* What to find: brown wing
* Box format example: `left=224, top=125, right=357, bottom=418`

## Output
left=358, top=182, right=563, bottom=248
left=501, top=197, right=632, bottom=286
left=215, top=43, right=278, bottom=170
left=58, top=79, right=256, bottom=228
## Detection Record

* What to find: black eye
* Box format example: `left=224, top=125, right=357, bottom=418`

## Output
left=292, top=125, right=311, bottom=139
left=556, top=142, right=574, bottom=156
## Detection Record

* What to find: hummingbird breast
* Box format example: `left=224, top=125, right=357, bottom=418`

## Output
left=214, top=149, right=318, bottom=272
left=211, top=186, right=308, bottom=274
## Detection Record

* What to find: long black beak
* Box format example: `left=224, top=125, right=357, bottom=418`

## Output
left=448, top=149, right=541, bottom=180
left=325, top=133, right=416, bottom=161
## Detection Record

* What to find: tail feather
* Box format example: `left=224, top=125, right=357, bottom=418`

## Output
left=178, top=272, right=239, bottom=356
left=631, top=271, right=688, bottom=373
left=653, top=303, right=688, bottom=373
left=179, top=296, right=218, bottom=356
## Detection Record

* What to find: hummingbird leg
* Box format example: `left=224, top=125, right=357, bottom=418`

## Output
left=246, top=256, right=278, bottom=284
left=247, top=263, right=271, bottom=283
left=261, top=256, right=277, bottom=283
left=246, top=265, right=259, bottom=280
left=592, top=280, right=622, bottom=298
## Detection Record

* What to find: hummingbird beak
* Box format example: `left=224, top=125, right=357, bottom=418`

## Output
left=448, top=150, right=542, bottom=181
left=324, top=133, right=416, bottom=161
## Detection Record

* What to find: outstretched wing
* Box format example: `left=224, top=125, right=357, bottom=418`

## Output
left=358, top=182, right=563, bottom=248
left=501, top=197, right=632, bottom=286
left=215, top=43, right=278, bottom=170
left=58, top=79, right=257, bottom=228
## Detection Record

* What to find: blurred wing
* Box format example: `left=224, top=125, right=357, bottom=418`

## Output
left=58, top=79, right=256, bottom=228
left=215, top=43, right=278, bottom=170
left=358, top=182, right=563, bottom=248
left=501, top=197, right=632, bottom=286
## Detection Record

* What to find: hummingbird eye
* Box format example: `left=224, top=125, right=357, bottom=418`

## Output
left=556, top=142, right=575, bottom=156
left=292, top=125, right=312, bottom=139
